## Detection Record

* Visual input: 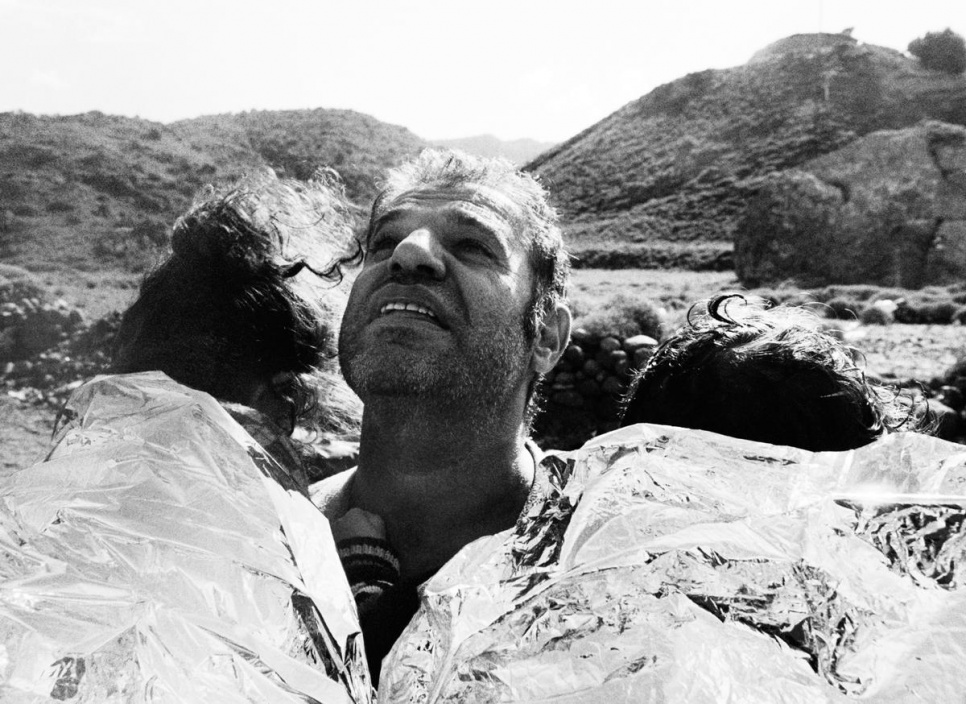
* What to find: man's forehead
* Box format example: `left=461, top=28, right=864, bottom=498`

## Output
left=374, top=184, right=525, bottom=232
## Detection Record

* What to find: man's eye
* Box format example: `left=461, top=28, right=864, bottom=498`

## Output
left=366, top=234, right=396, bottom=260
left=456, top=239, right=492, bottom=259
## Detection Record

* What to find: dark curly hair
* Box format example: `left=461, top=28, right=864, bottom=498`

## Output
left=620, top=294, right=913, bottom=452
left=112, top=168, right=362, bottom=436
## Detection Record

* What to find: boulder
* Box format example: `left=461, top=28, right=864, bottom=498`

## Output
left=623, top=334, right=659, bottom=352
left=926, top=398, right=963, bottom=441
left=735, top=121, right=966, bottom=287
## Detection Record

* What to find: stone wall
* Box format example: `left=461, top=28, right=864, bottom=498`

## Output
left=533, top=330, right=658, bottom=450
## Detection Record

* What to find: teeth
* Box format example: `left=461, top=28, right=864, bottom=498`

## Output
left=380, top=301, right=437, bottom=319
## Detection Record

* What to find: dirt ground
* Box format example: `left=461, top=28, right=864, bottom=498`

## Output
left=843, top=324, right=965, bottom=381
left=0, top=395, right=56, bottom=478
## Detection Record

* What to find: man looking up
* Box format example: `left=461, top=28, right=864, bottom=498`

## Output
left=314, top=149, right=571, bottom=680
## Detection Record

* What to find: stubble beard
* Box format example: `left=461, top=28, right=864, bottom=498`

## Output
left=339, top=318, right=532, bottom=413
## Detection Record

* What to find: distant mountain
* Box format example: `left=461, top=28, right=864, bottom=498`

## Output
left=174, top=109, right=427, bottom=202
left=528, top=33, right=966, bottom=270
left=0, top=109, right=427, bottom=275
left=431, top=134, right=556, bottom=164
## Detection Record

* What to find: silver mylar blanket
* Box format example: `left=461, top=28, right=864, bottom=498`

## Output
left=379, top=424, right=966, bottom=703
left=0, top=372, right=370, bottom=703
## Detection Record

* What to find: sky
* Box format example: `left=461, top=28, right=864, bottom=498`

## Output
left=1, top=0, right=963, bottom=143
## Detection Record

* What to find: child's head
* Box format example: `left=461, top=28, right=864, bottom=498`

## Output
left=621, top=294, right=909, bottom=451
left=113, top=169, right=362, bottom=436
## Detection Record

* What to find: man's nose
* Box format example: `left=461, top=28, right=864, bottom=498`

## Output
left=390, top=228, right=446, bottom=280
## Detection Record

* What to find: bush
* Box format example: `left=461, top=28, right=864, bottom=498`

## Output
left=909, top=28, right=966, bottom=74
left=0, top=264, right=46, bottom=306
left=45, top=200, right=75, bottom=213
left=575, top=293, right=666, bottom=340
left=859, top=304, right=892, bottom=326
left=917, top=301, right=959, bottom=324
left=825, top=295, right=861, bottom=320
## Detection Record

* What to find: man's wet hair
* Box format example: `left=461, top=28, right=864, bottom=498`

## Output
left=113, top=168, right=362, bottom=436
left=620, top=294, right=913, bottom=452
left=369, top=148, right=570, bottom=341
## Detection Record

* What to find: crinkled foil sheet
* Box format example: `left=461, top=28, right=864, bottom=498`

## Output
left=380, top=424, right=966, bottom=703
left=0, top=372, right=370, bottom=703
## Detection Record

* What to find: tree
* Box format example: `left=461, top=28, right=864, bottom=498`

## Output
left=908, top=28, right=966, bottom=74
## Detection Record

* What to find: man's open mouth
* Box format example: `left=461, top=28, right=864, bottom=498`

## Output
left=379, top=301, right=439, bottom=322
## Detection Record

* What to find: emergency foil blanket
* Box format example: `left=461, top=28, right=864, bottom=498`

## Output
left=0, top=372, right=370, bottom=703
left=380, top=424, right=966, bottom=703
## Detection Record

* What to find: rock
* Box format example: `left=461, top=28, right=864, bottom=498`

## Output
left=18, top=320, right=63, bottom=357
left=583, top=359, right=601, bottom=376
left=735, top=121, right=966, bottom=287
left=623, top=335, right=659, bottom=352
left=613, top=356, right=630, bottom=376
left=926, top=399, right=963, bottom=441
left=633, top=348, right=654, bottom=368
left=601, top=375, right=625, bottom=395
left=551, top=390, right=584, bottom=408
left=577, top=379, right=601, bottom=397
left=570, top=328, right=599, bottom=347
left=555, top=360, right=574, bottom=374
left=562, top=344, right=584, bottom=366
left=552, top=372, right=576, bottom=388
left=938, top=385, right=965, bottom=412
left=599, top=337, right=622, bottom=353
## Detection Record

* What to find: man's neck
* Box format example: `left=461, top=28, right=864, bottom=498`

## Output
left=349, top=397, right=535, bottom=580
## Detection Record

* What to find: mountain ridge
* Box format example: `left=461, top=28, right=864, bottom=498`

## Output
left=0, top=108, right=429, bottom=276
left=527, top=35, right=966, bottom=269
left=430, top=134, right=556, bottom=164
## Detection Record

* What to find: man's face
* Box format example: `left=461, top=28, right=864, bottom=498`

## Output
left=338, top=183, right=537, bottom=408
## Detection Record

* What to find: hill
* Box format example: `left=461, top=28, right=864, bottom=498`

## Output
left=430, top=134, right=556, bottom=164
left=0, top=108, right=427, bottom=279
left=173, top=109, right=427, bottom=202
left=527, top=33, right=966, bottom=269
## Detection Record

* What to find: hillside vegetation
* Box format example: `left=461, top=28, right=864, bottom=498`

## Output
left=528, top=34, right=966, bottom=269
left=0, top=108, right=428, bottom=277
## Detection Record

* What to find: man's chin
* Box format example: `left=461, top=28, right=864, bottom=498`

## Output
left=343, top=358, right=445, bottom=399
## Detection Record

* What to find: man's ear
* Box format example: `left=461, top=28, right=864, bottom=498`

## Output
left=531, top=303, right=572, bottom=375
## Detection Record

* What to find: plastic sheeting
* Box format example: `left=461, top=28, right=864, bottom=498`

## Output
left=379, top=424, right=966, bottom=703
left=0, top=372, right=370, bottom=703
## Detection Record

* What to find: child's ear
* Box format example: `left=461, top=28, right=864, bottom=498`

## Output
left=531, top=303, right=572, bottom=375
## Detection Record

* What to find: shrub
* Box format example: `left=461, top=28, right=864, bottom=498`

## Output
left=909, top=29, right=966, bottom=74
left=824, top=295, right=861, bottom=320
left=916, top=301, right=958, bottom=324
left=45, top=200, right=75, bottom=213
left=0, top=264, right=45, bottom=306
left=859, top=304, right=892, bottom=326
left=893, top=301, right=920, bottom=324
left=575, top=293, right=666, bottom=340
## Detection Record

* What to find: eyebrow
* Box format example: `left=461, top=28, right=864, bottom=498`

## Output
left=452, top=212, right=512, bottom=258
left=453, top=211, right=497, bottom=236
left=369, top=206, right=513, bottom=258
left=368, top=210, right=406, bottom=241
